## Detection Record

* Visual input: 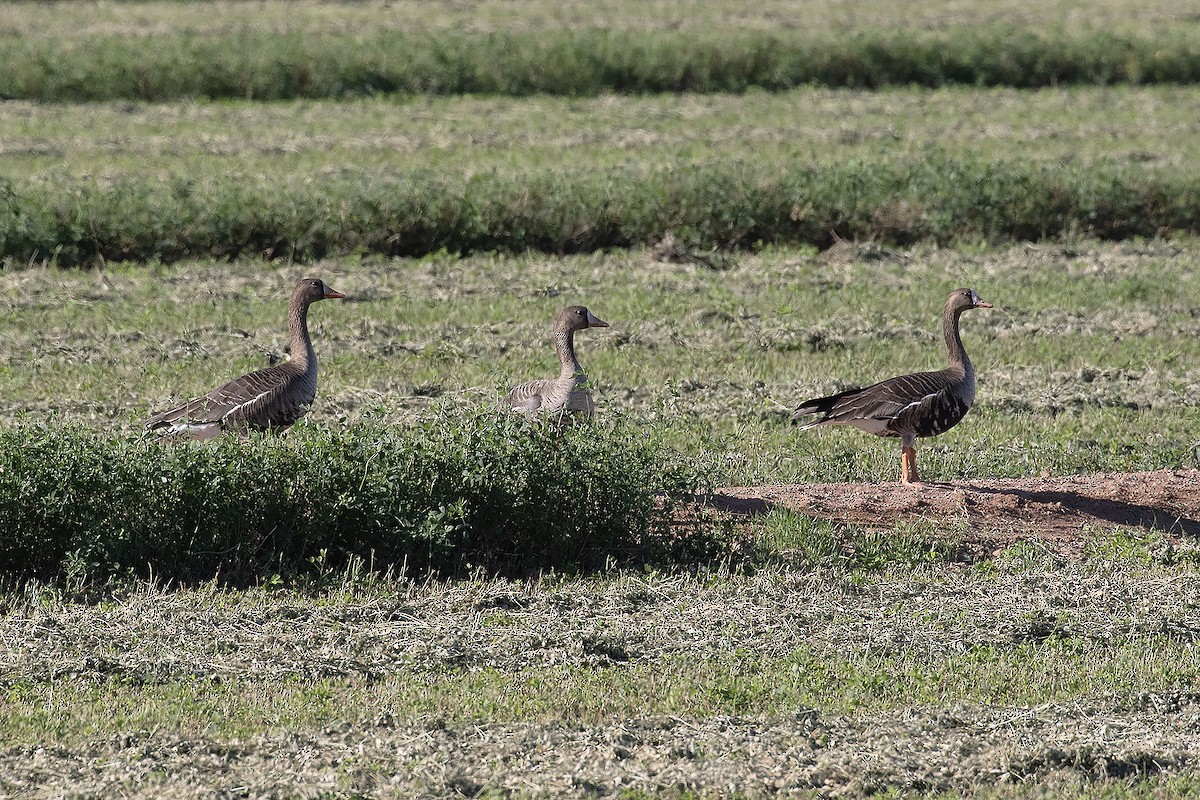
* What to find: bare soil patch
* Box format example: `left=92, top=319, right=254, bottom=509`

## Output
left=713, top=469, right=1200, bottom=559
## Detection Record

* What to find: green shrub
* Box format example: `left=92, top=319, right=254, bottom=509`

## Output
left=0, top=411, right=715, bottom=583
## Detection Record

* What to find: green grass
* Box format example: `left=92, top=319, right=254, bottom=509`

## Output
left=755, top=509, right=965, bottom=569
left=6, top=637, right=1198, bottom=740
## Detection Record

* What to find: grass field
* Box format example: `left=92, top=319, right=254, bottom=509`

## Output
left=5, top=0, right=1200, bottom=797
left=5, top=563, right=1200, bottom=796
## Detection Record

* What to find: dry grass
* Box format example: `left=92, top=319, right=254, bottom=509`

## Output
left=4, top=87, right=1199, bottom=176
left=4, top=566, right=1200, bottom=796
left=1, top=0, right=1189, bottom=38
left=7, top=569, right=1200, bottom=688
left=5, top=707, right=1197, bottom=797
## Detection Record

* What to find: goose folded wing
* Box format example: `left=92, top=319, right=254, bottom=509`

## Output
left=506, top=379, right=550, bottom=412
left=149, top=367, right=288, bottom=428
left=825, top=370, right=952, bottom=423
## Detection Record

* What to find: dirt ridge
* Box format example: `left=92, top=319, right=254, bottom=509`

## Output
left=713, top=468, right=1200, bottom=557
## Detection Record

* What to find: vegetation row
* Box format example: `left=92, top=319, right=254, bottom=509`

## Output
left=0, top=413, right=714, bottom=584
left=4, top=27, right=1200, bottom=102
left=3, top=157, right=1197, bottom=267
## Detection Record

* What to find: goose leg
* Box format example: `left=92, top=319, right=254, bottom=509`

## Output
left=900, top=435, right=919, bottom=483
left=900, top=447, right=920, bottom=483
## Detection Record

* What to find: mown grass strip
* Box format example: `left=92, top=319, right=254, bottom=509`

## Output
left=6, top=87, right=1199, bottom=178
left=934, top=781, right=1200, bottom=800
left=3, top=27, right=1200, bottom=102
left=0, top=415, right=713, bottom=583
left=3, top=157, right=1198, bottom=267
left=5, top=638, right=1197, bottom=742
left=5, top=0, right=1186, bottom=39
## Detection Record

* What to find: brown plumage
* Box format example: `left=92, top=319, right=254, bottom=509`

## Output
left=793, top=288, right=992, bottom=483
left=506, top=305, right=609, bottom=419
left=146, top=278, right=345, bottom=439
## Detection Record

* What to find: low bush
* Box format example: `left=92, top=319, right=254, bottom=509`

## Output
left=0, top=410, right=715, bottom=583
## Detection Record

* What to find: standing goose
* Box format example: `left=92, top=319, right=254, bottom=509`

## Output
left=506, top=305, right=609, bottom=419
left=793, top=288, right=992, bottom=483
left=146, top=277, right=345, bottom=440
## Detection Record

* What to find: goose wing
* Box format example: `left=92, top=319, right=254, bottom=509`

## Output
left=795, top=369, right=955, bottom=428
left=147, top=364, right=300, bottom=431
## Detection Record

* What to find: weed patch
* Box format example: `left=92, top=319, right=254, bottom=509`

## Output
left=0, top=412, right=714, bottom=584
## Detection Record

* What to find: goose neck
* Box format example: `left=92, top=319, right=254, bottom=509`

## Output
left=555, top=329, right=583, bottom=378
left=288, top=299, right=316, bottom=372
left=943, top=306, right=971, bottom=374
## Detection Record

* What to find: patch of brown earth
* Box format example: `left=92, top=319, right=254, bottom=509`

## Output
left=712, top=469, right=1200, bottom=559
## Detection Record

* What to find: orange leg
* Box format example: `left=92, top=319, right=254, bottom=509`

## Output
left=900, top=446, right=920, bottom=484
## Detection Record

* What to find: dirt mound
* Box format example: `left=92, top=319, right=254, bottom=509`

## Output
left=713, top=469, right=1200, bottom=559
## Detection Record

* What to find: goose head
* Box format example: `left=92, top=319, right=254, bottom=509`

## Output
left=293, top=277, right=346, bottom=306
left=556, top=305, right=609, bottom=332
left=947, top=287, right=992, bottom=315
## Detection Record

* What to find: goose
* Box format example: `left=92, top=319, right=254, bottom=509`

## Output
left=146, top=277, right=345, bottom=439
left=506, top=305, right=609, bottom=419
left=793, top=287, right=992, bottom=483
